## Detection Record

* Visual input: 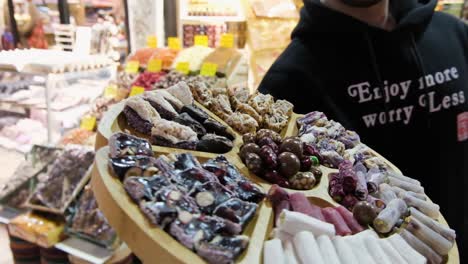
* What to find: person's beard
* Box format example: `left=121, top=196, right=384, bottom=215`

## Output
left=339, top=0, right=383, bottom=7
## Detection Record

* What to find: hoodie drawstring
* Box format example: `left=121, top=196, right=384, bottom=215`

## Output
left=410, top=33, right=432, bottom=129
left=364, top=32, right=390, bottom=114
left=410, top=34, right=426, bottom=78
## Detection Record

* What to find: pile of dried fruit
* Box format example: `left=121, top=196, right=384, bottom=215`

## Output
left=131, top=72, right=166, bottom=90
left=239, top=129, right=323, bottom=189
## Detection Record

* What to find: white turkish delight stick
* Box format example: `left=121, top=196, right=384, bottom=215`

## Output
left=373, top=198, right=408, bottom=233
left=409, top=207, right=456, bottom=242
left=378, top=239, right=408, bottom=264
left=406, top=216, right=453, bottom=256
left=388, top=177, right=425, bottom=193
left=387, top=234, right=426, bottom=264
left=278, top=210, right=336, bottom=237
left=400, top=229, right=443, bottom=264
left=387, top=171, right=421, bottom=186
left=283, top=239, right=299, bottom=264
left=363, top=236, right=392, bottom=264
left=378, top=183, right=398, bottom=204
left=317, top=235, right=341, bottom=264
left=263, top=239, right=285, bottom=264
left=392, top=186, right=427, bottom=201
left=270, top=228, right=293, bottom=242
left=343, top=229, right=379, bottom=244
left=332, top=237, right=359, bottom=264
left=293, top=231, right=325, bottom=264
left=345, top=236, right=375, bottom=264
left=403, top=193, right=440, bottom=219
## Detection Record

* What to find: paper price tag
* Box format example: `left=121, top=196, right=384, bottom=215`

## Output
left=194, top=35, right=208, bottom=47
left=104, top=85, right=117, bottom=98
left=168, top=37, right=181, bottom=50
left=220, top=34, right=234, bottom=48
left=146, top=36, right=157, bottom=48
left=129, top=86, right=145, bottom=97
left=200, top=62, right=217, bottom=77
left=80, top=116, right=96, bottom=131
left=147, top=59, right=162, bottom=73
left=125, top=61, right=139, bottom=73
left=175, top=62, right=190, bottom=75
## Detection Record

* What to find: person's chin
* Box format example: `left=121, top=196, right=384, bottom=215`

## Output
left=340, top=0, right=383, bottom=7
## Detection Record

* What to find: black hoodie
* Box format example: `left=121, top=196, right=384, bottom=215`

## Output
left=259, top=0, right=467, bottom=255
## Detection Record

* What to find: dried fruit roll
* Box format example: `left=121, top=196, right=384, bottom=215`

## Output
left=387, top=234, right=427, bottom=264
left=283, top=239, right=299, bottom=264
left=335, top=206, right=364, bottom=234
left=378, top=183, right=398, bottom=204
left=366, top=195, right=386, bottom=212
left=402, top=192, right=440, bottom=219
left=366, top=170, right=386, bottom=193
left=392, top=186, right=427, bottom=201
left=378, top=239, right=408, bottom=264
left=317, top=235, right=341, bottom=264
left=289, top=193, right=325, bottom=221
left=409, top=207, right=456, bottom=242
left=406, top=216, right=453, bottom=256
left=373, top=198, right=407, bottom=233
left=363, top=236, right=392, bottom=264
left=272, top=201, right=289, bottom=227
left=387, top=171, right=422, bottom=186
left=278, top=210, right=336, bottom=237
left=332, top=236, right=359, bottom=264
left=322, top=207, right=352, bottom=236
left=400, top=229, right=443, bottom=264
left=355, top=170, right=368, bottom=200
left=328, top=173, right=345, bottom=202
left=263, top=239, right=285, bottom=264
left=293, top=231, right=325, bottom=264
left=267, top=185, right=290, bottom=227
left=388, top=177, right=424, bottom=194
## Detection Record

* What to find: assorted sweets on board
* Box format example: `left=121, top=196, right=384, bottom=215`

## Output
left=94, top=78, right=458, bottom=264
left=106, top=133, right=265, bottom=263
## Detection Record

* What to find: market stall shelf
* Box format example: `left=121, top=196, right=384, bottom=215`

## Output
left=93, top=105, right=459, bottom=263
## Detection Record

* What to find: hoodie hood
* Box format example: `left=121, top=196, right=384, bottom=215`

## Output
left=292, top=0, right=437, bottom=37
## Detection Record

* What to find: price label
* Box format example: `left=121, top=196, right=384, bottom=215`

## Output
left=220, top=34, right=234, bottom=48
left=129, top=86, right=145, bottom=97
left=168, top=37, right=181, bottom=50
left=147, top=59, right=162, bottom=73
left=175, top=62, right=190, bottom=75
left=104, top=85, right=118, bottom=98
left=194, top=35, right=208, bottom=47
left=200, top=62, right=217, bottom=77
left=80, top=116, right=96, bottom=131
left=125, top=61, right=139, bottom=73
left=146, top=36, right=157, bottom=48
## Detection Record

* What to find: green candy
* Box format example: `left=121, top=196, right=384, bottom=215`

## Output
left=311, top=156, right=320, bottom=166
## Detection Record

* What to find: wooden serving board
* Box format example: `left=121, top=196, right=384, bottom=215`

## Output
left=93, top=104, right=459, bottom=263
